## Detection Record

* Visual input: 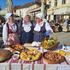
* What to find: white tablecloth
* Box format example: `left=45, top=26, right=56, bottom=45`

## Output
left=1, top=45, right=70, bottom=70
left=0, top=63, right=70, bottom=70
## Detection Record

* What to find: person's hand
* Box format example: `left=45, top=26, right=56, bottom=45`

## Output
left=4, top=41, right=10, bottom=45
left=31, top=41, right=41, bottom=47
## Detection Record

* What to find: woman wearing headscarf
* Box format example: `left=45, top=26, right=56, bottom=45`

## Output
left=20, top=15, right=33, bottom=44
left=2, top=13, right=20, bottom=45
left=33, top=13, right=53, bottom=43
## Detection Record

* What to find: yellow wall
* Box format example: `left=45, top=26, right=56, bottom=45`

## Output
left=47, top=0, right=70, bottom=10
left=15, top=4, right=39, bottom=17
left=46, top=0, right=70, bottom=20
left=47, top=0, right=70, bottom=13
left=66, top=0, right=70, bottom=4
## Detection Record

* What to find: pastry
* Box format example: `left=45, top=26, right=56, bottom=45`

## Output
left=10, top=44, right=24, bottom=52
left=0, top=49, right=12, bottom=62
left=20, top=47, right=41, bottom=61
left=43, top=51, right=65, bottom=64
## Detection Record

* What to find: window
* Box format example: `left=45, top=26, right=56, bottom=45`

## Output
left=54, top=0, right=57, bottom=6
left=49, top=1, right=51, bottom=7
left=62, top=0, right=66, bottom=4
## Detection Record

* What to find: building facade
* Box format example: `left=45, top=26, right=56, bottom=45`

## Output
left=46, top=0, right=70, bottom=21
left=0, top=8, right=7, bottom=15
left=14, top=0, right=70, bottom=21
left=14, top=2, right=40, bottom=19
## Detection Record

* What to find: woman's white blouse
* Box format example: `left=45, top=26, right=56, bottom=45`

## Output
left=2, top=24, right=8, bottom=44
left=22, top=22, right=32, bottom=32
left=34, top=20, right=53, bottom=36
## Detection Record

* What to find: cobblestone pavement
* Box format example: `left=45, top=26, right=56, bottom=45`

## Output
left=51, top=32, right=70, bottom=46
left=0, top=32, right=70, bottom=46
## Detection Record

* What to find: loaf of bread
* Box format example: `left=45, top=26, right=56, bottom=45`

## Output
left=0, top=49, right=12, bottom=62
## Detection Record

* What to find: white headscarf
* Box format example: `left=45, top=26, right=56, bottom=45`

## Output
left=5, top=13, right=13, bottom=23
left=5, top=13, right=13, bottom=20
left=34, top=13, right=53, bottom=33
left=35, top=13, right=43, bottom=19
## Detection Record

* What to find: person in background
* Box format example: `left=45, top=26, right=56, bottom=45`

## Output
left=67, top=19, right=70, bottom=31
left=20, top=15, right=33, bottom=44
left=2, top=13, right=20, bottom=45
left=33, top=13, right=53, bottom=43
left=63, top=19, right=68, bottom=32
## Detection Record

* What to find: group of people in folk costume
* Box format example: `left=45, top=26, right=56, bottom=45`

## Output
left=2, top=13, right=53, bottom=46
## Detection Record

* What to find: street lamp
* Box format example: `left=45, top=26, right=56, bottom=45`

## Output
left=7, top=0, right=13, bottom=13
left=41, top=0, right=47, bottom=19
left=41, top=0, right=50, bottom=19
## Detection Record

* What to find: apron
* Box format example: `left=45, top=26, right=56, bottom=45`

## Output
left=7, top=23, right=20, bottom=45
left=34, top=22, right=46, bottom=42
left=20, top=22, right=33, bottom=44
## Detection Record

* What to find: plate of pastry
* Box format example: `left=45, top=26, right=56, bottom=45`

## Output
left=43, top=51, right=65, bottom=64
left=20, top=47, right=42, bottom=61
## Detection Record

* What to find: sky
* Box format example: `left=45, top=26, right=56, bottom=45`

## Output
left=0, top=0, right=34, bottom=9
